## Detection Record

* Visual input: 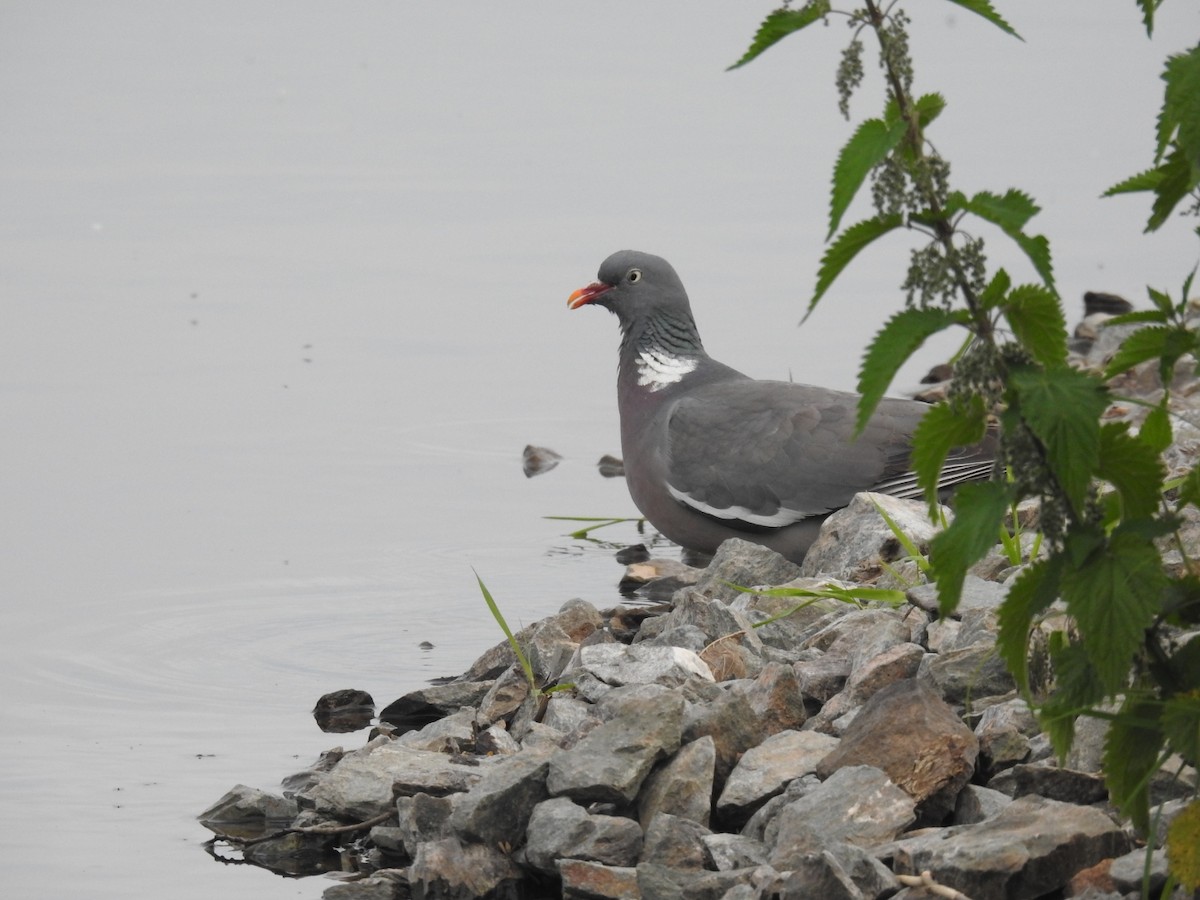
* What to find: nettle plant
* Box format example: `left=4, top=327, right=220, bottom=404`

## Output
left=732, top=0, right=1200, bottom=881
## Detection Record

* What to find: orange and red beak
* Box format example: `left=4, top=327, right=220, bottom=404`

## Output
left=567, top=281, right=612, bottom=309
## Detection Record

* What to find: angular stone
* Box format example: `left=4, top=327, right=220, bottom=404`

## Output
left=547, top=689, right=684, bottom=804
left=197, top=784, right=298, bottom=841
left=794, top=651, right=851, bottom=703
left=717, top=730, right=840, bottom=823
left=907, top=575, right=1008, bottom=615
left=407, top=836, right=522, bottom=899
left=767, top=766, right=917, bottom=867
left=524, top=797, right=643, bottom=874
left=569, top=643, right=715, bottom=696
left=378, top=681, right=495, bottom=732
left=986, top=763, right=1109, bottom=805
left=843, top=641, right=926, bottom=703
left=777, top=850, right=863, bottom=900
left=449, top=752, right=550, bottom=844
left=800, top=492, right=945, bottom=580
left=918, top=641, right=1015, bottom=704
left=737, top=661, right=808, bottom=735
left=681, top=681, right=768, bottom=782
left=558, top=859, right=641, bottom=900
left=542, top=694, right=598, bottom=736
left=475, top=665, right=532, bottom=727
left=975, top=698, right=1037, bottom=776
left=816, top=679, right=978, bottom=825
left=302, top=741, right=491, bottom=820
left=891, top=795, right=1131, bottom=900
left=692, top=538, right=803, bottom=603
left=952, top=785, right=1013, bottom=825
left=702, top=832, right=770, bottom=871
left=730, top=587, right=846, bottom=655
left=637, top=735, right=716, bottom=829
left=640, top=812, right=712, bottom=870
left=323, top=871, right=405, bottom=900
left=637, top=862, right=784, bottom=900
left=394, top=706, right=476, bottom=752
left=394, top=792, right=456, bottom=857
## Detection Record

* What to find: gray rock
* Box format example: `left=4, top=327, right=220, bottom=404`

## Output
left=737, top=661, right=808, bottom=735
left=1108, top=846, right=1169, bottom=895
left=816, top=679, right=978, bottom=825
left=891, top=794, right=1131, bottom=900
left=702, top=832, right=770, bottom=871
left=449, top=751, right=550, bottom=844
left=636, top=862, right=784, bottom=900
left=406, top=837, right=522, bottom=900
left=323, top=871, right=405, bottom=900
left=473, top=722, right=520, bottom=756
left=907, top=575, right=1008, bottom=615
left=794, top=650, right=851, bottom=703
left=541, top=694, right=597, bottom=737
left=843, top=641, right=926, bottom=703
left=640, top=812, right=712, bottom=869
left=547, top=689, right=684, bottom=804
left=986, top=763, right=1109, bottom=804
left=692, top=538, right=804, bottom=602
left=557, top=859, right=640, bottom=900
left=952, top=784, right=1013, bottom=825
left=394, top=706, right=476, bottom=752
left=394, top=793, right=456, bottom=857
left=974, top=698, right=1036, bottom=776
left=716, top=730, right=839, bottom=823
left=524, top=797, right=643, bottom=874
left=681, top=681, right=769, bottom=782
left=917, top=640, right=1015, bottom=705
left=800, top=492, right=945, bottom=580
left=568, top=643, right=715, bottom=694
left=301, top=740, right=491, bottom=820
left=729, top=586, right=847, bottom=654
left=475, top=665, right=532, bottom=727
left=825, top=841, right=899, bottom=899
left=777, top=850, right=863, bottom=900
left=637, top=735, right=716, bottom=829
left=767, top=766, right=917, bottom=867
left=197, top=783, right=298, bottom=841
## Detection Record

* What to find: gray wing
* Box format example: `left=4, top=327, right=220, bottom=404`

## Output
left=661, top=380, right=983, bottom=528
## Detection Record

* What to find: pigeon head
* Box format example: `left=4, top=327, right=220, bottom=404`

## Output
left=568, top=250, right=695, bottom=331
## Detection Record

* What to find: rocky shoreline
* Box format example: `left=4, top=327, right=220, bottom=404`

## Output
left=199, top=524, right=1197, bottom=899
left=199, top=304, right=1200, bottom=900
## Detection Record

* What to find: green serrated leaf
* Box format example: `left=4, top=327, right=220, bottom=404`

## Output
left=1104, top=696, right=1166, bottom=834
left=1157, top=45, right=1200, bottom=166
left=942, top=0, right=1023, bottom=40
left=1008, top=366, right=1110, bottom=515
left=965, top=188, right=1040, bottom=232
left=1105, top=309, right=1170, bottom=327
left=1137, top=0, right=1156, bottom=36
left=978, top=268, right=1012, bottom=311
left=1104, top=325, right=1173, bottom=380
left=1105, top=169, right=1166, bottom=206
left=996, top=556, right=1063, bottom=695
left=1097, top=422, right=1166, bottom=519
left=1004, top=284, right=1068, bottom=367
left=960, top=190, right=1054, bottom=288
left=856, top=307, right=963, bottom=433
left=1060, top=528, right=1165, bottom=694
left=727, top=2, right=831, bottom=71
left=1138, top=402, right=1173, bottom=454
left=807, top=214, right=904, bottom=318
left=1146, top=146, right=1195, bottom=232
left=910, top=395, right=988, bottom=511
left=829, top=116, right=908, bottom=238
left=1162, top=690, right=1200, bottom=768
left=930, top=479, right=1011, bottom=616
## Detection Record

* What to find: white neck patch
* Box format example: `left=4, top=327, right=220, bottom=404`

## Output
left=636, top=348, right=698, bottom=391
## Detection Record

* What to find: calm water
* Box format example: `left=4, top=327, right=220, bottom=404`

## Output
left=2, top=3, right=1196, bottom=897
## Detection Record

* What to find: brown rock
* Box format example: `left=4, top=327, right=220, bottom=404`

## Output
left=816, top=678, right=978, bottom=825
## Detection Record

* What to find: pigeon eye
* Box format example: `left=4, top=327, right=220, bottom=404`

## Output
left=628, top=269, right=642, bottom=283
